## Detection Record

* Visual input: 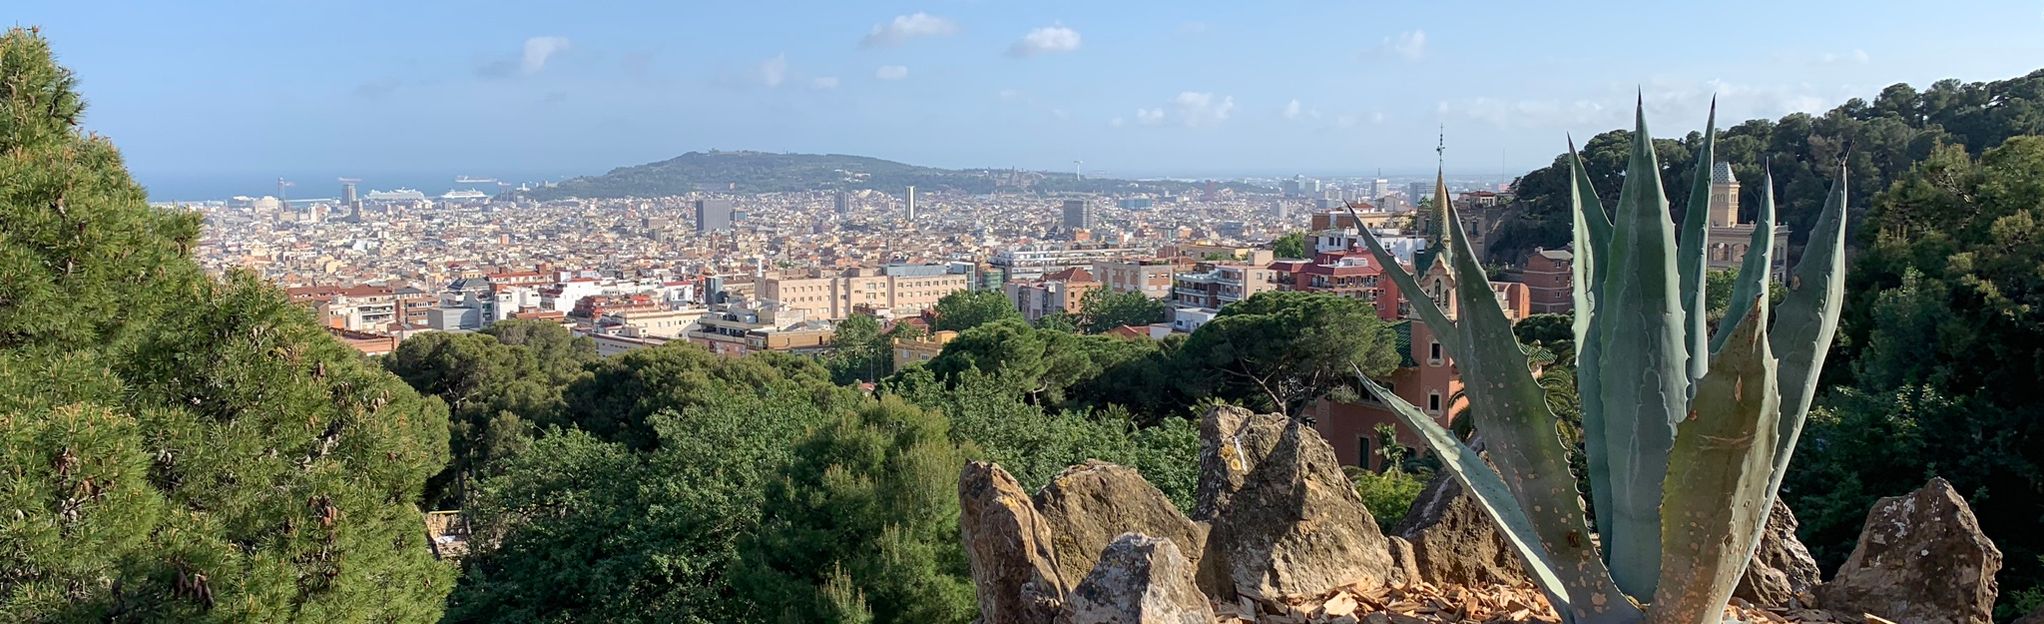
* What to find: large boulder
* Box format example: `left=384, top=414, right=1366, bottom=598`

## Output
left=1392, top=470, right=1529, bottom=587
left=1034, top=460, right=1208, bottom=588
left=960, top=461, right=1066, bottom=624
left=1732, top=499, right=1822, bottom=608
left=1060, top=533, right=1215, bottom=624
left=1192, top=406, right=1397, bottom=602
left=1819, top=477, right=2002, bottom=624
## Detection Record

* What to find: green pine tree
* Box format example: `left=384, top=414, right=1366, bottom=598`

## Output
left=1, top=28, right=453, bottom=622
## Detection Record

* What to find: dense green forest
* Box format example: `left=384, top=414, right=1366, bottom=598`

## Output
left=1491, top=69, right=2044, bottom=266
left=6, top=25, right=2043, bottom=623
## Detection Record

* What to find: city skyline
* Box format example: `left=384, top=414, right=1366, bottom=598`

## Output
left=16, top=1, right=2044, bottom=189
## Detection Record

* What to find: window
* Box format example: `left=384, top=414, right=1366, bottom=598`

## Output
left=1427, top=392, right=1442, bottom=412
left=1429, top=341, right=1443, bottom=364
left=1358, top=436, right=1373, bottom=467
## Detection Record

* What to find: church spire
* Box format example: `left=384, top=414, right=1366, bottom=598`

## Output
left=1433, top=127, right=1452, bottom=269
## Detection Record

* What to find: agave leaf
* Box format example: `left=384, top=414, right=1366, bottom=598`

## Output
left=1594, top=102, right=1688, bottom=599
left=1676, top=100, right=1717, bottom=383
left=1441, top=192, right=1634, bottom=619
left=1565, top=141, right=1617, bottom=552
left=1650, top=298, right=1779, bottom=624
left=1710, top=166, right=1776, bottom=354
left=1764, top=165, right=1848, bottom=495
left=1344, top=200, right=1461, bottom=356
left=1353, top=371, right=1641, bottom=624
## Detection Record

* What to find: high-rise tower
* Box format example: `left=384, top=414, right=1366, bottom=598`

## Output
left=695, top=198, right=734, bottom=233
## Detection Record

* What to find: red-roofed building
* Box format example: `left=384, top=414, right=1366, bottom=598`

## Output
left=1004, top=266, right=1100, bottom=322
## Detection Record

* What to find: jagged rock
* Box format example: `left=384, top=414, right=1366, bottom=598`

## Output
left=1035, top=460, right=1208, bottom=588
left=1384, top=536, right=1422, bottom=586
left=960, top=461, right=1065, bottom=624
left=1392, top=471, right=1529, bottom=587
left=1060, top=533, right=1214, bottom=624
left=1192, top=406, right=1396, bottom=602
left=1819, top=477, right=2002, bottom=624
left=1733, top=498, right=1823, bottom=607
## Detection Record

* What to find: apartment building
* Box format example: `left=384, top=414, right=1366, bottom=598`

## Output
left=892, top=330, right=959, bottom=371
left=988, top=244, right=1151, bottom=283
left=1168, top=263, right=1276, bottom=310
left=1005, top=267, right=1100, bottom=322
left=1092, top=260, right=1175, bottom=299
left=1520, top=248, right=1574, bottom=314
left=761, top=264, right=970, bottom=321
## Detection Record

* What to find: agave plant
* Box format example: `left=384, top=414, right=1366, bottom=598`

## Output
left=1345, top=100, right=1847, bottom=624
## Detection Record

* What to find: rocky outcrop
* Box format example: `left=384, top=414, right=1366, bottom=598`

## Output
left=960, top=461, right=1066, bottom=624
left=1384, top=536, right=1422, bottom=586
left=1192, top=406, right=1396, bottom=602
left=1733, top=499, right=1822, bottom=608
left=1819, top=477, right=2002, bottom=624
left=1060, top=533, right=1214, bottom=624
left=1392, top=471, right=1528, bottom=587
left=1036, top=460, right=1209, bottom=588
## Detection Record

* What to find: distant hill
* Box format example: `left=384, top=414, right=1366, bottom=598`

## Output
left=519, top=150, right=1253, bottom=199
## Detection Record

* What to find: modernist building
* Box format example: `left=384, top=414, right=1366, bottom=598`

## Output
left=1703, top=162, right=1791, bottom=280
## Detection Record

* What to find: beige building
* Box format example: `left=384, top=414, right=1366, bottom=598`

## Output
left=1704, top=162, right=1791, bottom=280
left=893, top=330, right=959, bottom=371
left=610, top=308, right=705, bottom=339
left=1093, top=260, right=1175, bottom=299
left=761, top=265, right=970, bottom=321
left=1005, top=267, right=1101, bottom=322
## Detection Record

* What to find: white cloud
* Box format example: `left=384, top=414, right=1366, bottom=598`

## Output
left=1336, top=115, right=1358, bottom=129
left=1173, top=91, right=1235, bottom=127
left=759, top=54, right=788, bottom=87
left=862, top=13, right=959, bottom=47
left=1110, top=117, right=1126, bottom=128
left=1436, top=79, right=1852, bottom=129
left=1371, top=111, right=1387, bottom=124
left=1135, top=108, right=1166, bottom=125
left=520, top=36, right=572, bottom=74
left=997, top=88, right=1023, bottom=100
left=1817, top=49, right=1872, bottom=65
left=1284, top=99, right=1303, bottom=120
left=875, top=65, right=910, bottom=80
left=811, top=76, right=840, bottom=90
left=1178, top=21, right=1210, bottom=35
left=1010, top=25, right=1082, bottom=57
left=1382, top=30, right=1426, bottom=61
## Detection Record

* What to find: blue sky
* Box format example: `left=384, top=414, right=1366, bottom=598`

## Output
left=15, top=1, right=2044, bottom=189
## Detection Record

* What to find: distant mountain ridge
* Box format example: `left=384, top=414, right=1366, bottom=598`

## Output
left=519, top=150, right=1225, bottom=199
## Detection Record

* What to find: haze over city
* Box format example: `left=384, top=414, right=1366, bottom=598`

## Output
left=15, top=0, right=2044, bottom=198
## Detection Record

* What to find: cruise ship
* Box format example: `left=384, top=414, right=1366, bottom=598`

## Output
left=440, top=189, right=490, bottom=201
left=364, top=188, right=427, bottom=201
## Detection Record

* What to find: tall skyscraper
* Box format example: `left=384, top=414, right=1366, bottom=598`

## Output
left=695, top=199, right=734, bottom=233
left=833, top=189, right=849, bottom=215
left=905, top=186, right=917, bottom=221
left=1061, top=199, right=1090, bottom=231
left=1371, top=178, right=1390, bottom=200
